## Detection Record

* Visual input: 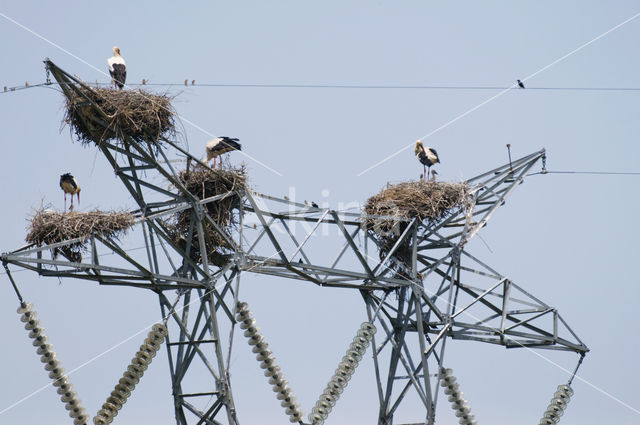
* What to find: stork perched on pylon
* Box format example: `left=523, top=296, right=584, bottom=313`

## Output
left=205, top=137, right=241, bottom=167
left=107, top=46, right=127, bottom=89
left=414, top=140, right=440, bottom=180
left=60, top=173, right=80, bottom=212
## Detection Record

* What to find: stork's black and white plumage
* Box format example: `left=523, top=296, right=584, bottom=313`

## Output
left=414, top=140, right=440, bottom=180
left=205, top=137, right=241, bottom=167
left=517, top=79, right=525, bottom=89
left=60, top=173, right=81, bottom=212
left=107, top=46, right=127, bottom=89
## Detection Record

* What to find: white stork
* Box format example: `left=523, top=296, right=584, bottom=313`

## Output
left=60, top=173, right=81, bottom=212
left=414, top=140, right=440, bottom=180
left=205, top=137, right=241, bottom=167
left=107, top=46, right=127, bottom=89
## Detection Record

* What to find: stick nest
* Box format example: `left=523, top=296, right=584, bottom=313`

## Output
left=363, top=180, right=472, bottom=279
left=165, top=165, right=247, bottom=267
left=64, top=86, right=176, bottom=145
left=363, top=180, right=471, bottom=232
left=26, top=210, right=136, bottom=263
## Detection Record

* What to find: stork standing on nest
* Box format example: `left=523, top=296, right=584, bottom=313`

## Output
left=205, top=137, right=241, bottom=167
left=414, top=140, right=440, bottom=180
left=60, top=173, right=81, bottom=212
left=107, top=46, right=127, bottom=89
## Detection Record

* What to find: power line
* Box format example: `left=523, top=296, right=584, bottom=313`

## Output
left=5, top=81, right=640, bottom=95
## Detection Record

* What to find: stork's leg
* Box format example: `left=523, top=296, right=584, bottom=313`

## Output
left=212, top=157, right=216, bottom=167
left=423, top=165, right=426, bottom=180
left=64, top=193, right=67, bottom=212
left=77, top=192, right=80, bottom=206
left=70, top=196, right=74, bottom=212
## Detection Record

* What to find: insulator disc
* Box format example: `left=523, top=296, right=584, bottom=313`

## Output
left=37, top=343, right=54, bottom=355
left=20, top=311, right=36, bottom=322
left=289, top=411, right=303, bottom=423
left=313, top=405, right=330, bottom=417
left=264, top=365, right=281, bottom=378
left=110, top=387, right=130, bottom=403
left=60, top=391, right=77, bottom=402
left=152, top=323, right=168, bottom=336
left=123, top=370, right=141, bottom=384
left=252, top=341, right=269, bottom=353
left=17, top=303, right=33, bottom=314
left=346, top=348, right=362, bottom=361
left=547, top=402, right=564, bottom=413
left=338, top=361, right=355, bottom=374
left=101, top=401, right=119, bottom=417
left=106, top=395, right=124, bottom=410
left=32, top=335, right=47, bottom=347
left=236, top=301, right=248, bottom=311
left=556, top=384, right=574, bottom=397
left=139, top=343, right=158, bottom=357
left=247, top=334, right=264, bottom=346
left=308, top=412, right=325, bottom=424
left=256, top=349, right=272, bottom=361
left=57, top=383, right=74, bottom=395
left=350, top=342, right=367, bottom=355
left=48, top=367, right=65, bottom=380
left=276, top=387, right=292, bottom=400
left=455, top=406, right=471, bottom=416
left=352, top=335, right=368, bottom=347
left=440, top=367, right=453, bottom=378
left=24, top=317, right=40, bottom=330
left=44, top=359, right=60, bottom=371
left=332, top=374, right=348, bottom=386
left=74, top=415, right=89, bottom=425
left=144, top=338, right=162, bottom=351
left=65, top=397, right=81, bottom=410
left=342, top=355, right=359, bottom=367
left=137, top=349, right=154, bottom=365
left=119, top=376, right=137, bottom=390
left=244, top=327, right=261, bottom=338
left=317, top=400, right=332, bottom=411
left=320, top=392, right=337, bottom=406
left=285, top=404, right=300, bottom=415
left=40, top=351, right=56, bottom=363
left=440, top=376, right=457, bottom=387
left=28, top=327, right=45, bottom=339
left=239, top=318, right=256, bottom=330
left=538, top=419, right=556, bottom=425
left=94, top=409, right=113, bottom=424
left=357, top=328, right=374, bottom=340
left=448, top=392, right=463, bottom=403
left=544, top=410, right=560, bottom=420
left=128, top=363, right=145, bottom=377
left=52, top=376, right=69, bottom=388
left=268, top=372, right=284, bottom=384
left=328, top=381, right=344, bottom=394
left=131, top=356, right=149, bottom=371
left=68, top=406, right=86, bottom=419
left=444, top=383, right=460, bottom=395
left=458, top=415, right=475, bottom=425
left=273, top=379, right=288, bottom=391
left=361, top=322, right=377, bottom=333
left=280, top=396, right=295, bottom=408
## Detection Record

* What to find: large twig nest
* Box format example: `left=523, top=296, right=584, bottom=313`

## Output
left=64, top=86, right=175, bottom=145
left=26, top=210, right=136, bottom=263
left=363, top=180, right=471, bottom=232
left=165, top=165, right=247, bottom=267
left=363, top=180, right=472, bottom=278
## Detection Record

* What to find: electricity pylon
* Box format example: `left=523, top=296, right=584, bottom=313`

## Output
left=1, top=61, right=587, bottom=425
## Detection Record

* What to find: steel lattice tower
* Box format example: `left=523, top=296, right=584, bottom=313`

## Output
left=1, top=61, right=588, bottom=425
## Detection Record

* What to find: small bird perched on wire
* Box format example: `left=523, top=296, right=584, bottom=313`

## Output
left=59, top=173, right=81, bottom=212
left=517, top=79, right=525, bottom=89
left=205, top=137, right=242, bottom=167
left=107, top=46, right=127, bottom=89
left=414, top=140, right=440, bottom=180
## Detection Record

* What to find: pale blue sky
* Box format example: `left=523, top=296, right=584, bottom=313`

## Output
left=1, top=2, right=640, bottom=425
